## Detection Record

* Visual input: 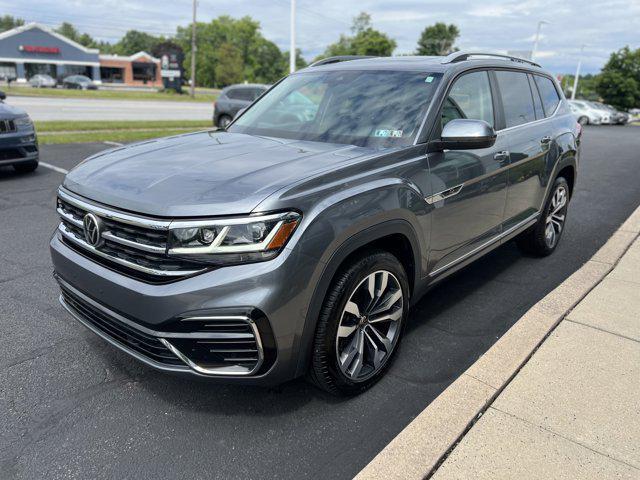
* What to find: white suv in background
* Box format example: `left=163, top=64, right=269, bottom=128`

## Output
left=568, top=100, right=606, bottom=125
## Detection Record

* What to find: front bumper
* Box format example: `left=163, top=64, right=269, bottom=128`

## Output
left=0, top=128, right=38, bottom=166
left=50, top=231, right=318, bottom=385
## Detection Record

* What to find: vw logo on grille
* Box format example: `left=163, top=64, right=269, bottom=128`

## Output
left=83, top=213, right=103, bottom=247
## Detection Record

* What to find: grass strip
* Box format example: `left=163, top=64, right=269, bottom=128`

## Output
left=37, top=128, right=207, bottom=145
left=35, top=120, right=212, bottom=132
left=2, top=86, right=217, bottom=103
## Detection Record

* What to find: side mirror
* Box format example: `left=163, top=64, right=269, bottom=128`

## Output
left=0, top=91, right=6, bottom=101
left=433, top=119, right=497, bottom=151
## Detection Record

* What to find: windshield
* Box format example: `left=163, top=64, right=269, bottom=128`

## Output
left=229, top=70, right=442, bottom=148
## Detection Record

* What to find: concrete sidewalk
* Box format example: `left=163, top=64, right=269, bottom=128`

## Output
left=431, top=237, right=640, bottom=479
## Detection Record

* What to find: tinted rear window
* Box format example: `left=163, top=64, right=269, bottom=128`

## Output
left=495, top=71, right=535, bottom=128
left=534, top=75, right=561, bottom=116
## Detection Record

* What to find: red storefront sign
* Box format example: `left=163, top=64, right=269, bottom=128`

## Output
left=19, top=45, right=61, bottom=54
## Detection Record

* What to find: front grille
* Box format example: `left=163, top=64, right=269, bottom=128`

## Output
left=56, top=190, right=207, bottom=282
left=0, top=148, right=24, bottom=160
left=0, top=119, right=16, bottom=134
left=60, top=283, right=184, bottom=366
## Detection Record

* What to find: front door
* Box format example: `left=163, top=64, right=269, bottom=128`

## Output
left=427, top=70, right=509, bottom=274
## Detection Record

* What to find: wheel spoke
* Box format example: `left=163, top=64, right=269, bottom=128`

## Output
left=369, top=306, right=403, bottom=324
left=369, top=289, right=402, bottom=316
left=344, top=301, right=360, bottom=318
left=337, top=323, right=358, bottom=339
left=366, top=324, right=392, bottom=352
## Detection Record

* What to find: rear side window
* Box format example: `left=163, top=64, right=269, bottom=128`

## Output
left=495, top=71, right=536, bottom=128
left=226, top=88, right=252, bottom=100
left=442, top=71, right=494, bottom=128
left=534, top=75, right=561, bottom=116
left=528, top=75, right=544, bottom=119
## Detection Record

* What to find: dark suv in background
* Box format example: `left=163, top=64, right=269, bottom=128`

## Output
left=213, top=83, right=268, bottom=127
left=51, top=52, right=580, bottom=395
left=0, top=90, right=39, bottom=173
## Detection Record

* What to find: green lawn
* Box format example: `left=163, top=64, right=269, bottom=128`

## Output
left=35, top=120, right=212, bottom=133
left=2, top=86, right=217, bottom=103
left=35, top=119, right=215, bottom=145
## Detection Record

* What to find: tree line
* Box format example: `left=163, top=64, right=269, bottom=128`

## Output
left=1, top=13, right=638, bottom=108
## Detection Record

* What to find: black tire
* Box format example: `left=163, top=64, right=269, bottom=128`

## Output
left=217, top=115, right=232, bottom=128
left=308, top=250, right=410, bottom=396
left=516, top=176, right=570, bottom=257
left=13, top=160, right=38, bottom=173
left=578, top=116, right=589, bottom=126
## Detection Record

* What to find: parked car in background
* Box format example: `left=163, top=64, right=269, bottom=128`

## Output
left=0, top=91, right=39, bottom=173
left=62, top=75, right=97, bottom=90
left=568, top=100, right=602, bottom=125
left=213, top=84, right=268, bottom=127
left=569, top=100, right=611, bottom=124
left=29, top=74, right=57, bottom=88
left=596, top=103, right=630, bottom=125
left=51, top=53, right=580, bottom=395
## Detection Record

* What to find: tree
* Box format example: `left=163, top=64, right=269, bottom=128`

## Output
left=177, top=15, right=290, bottom=88
left=320, top=12, right=396, bottom=59
left=55, top=22, right=100, bottom=49
left=113, top=30, right=163, bottom=55
left=0, top=15, right=24, bottom=32
left=416, top=23, right=460, bottom=56
left=215, top=43, right=243, bottom=86
left=595, top=47, right=640, bottom=110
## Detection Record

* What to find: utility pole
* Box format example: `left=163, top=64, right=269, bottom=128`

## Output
left=190, top=0, right=197, bottom=97
left=531, top=20, right=549, bottom=61
left=571, top=44, right=586, bottom=100
left=289, top=0, right=296, bottom=74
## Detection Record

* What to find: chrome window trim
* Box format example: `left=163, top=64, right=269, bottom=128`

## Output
left=58, top=223, right=204, bottom=277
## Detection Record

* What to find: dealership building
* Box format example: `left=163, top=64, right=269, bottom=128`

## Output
left=0, top=22, right=163, bottom=86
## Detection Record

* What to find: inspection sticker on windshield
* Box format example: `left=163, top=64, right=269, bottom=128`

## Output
left=374, top=129, right=403, bottom=138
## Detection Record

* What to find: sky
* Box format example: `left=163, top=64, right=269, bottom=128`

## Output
left=3, top=0, right=639, bottom=74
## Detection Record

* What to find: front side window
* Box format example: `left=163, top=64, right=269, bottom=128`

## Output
left=495, top=71, right=536, bottom=128
left=441, top=71, right=494, bottom=128
left=534, top=75, right=561, bottom=116
left=230, top=70, right=442, bottom=148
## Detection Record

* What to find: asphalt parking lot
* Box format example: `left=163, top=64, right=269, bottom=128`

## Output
left=1, top=126, right=639, bottom=480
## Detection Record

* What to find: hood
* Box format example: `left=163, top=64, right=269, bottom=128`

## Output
left=64, top=131, right=373, bottom=217
left=0, top=101, right=28, bottom=119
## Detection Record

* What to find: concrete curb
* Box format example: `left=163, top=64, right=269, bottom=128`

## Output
left=355, top=205, right=640, bottom=480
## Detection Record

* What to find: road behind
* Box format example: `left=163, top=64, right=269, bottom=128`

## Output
left=0, top=127, right=639, bottom=479
left=5, top=96, right=212, bottom=121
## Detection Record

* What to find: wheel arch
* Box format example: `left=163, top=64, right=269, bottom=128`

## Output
left=293, top=219, right=421, bottom=377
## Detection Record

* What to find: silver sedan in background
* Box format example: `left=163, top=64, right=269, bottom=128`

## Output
left=29, top=74, right=57, bottom=88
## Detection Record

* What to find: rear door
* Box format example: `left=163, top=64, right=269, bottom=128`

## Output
left=427, top=70, right=510, bottom=274
left=494, top=70, right=553, bottom=230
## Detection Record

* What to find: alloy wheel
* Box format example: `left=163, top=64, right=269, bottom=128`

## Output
left=335, top=270, right=403, bottom=382
left=545, top=185, right=567, bottom=248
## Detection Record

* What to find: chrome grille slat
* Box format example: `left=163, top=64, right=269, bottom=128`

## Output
left=56, top=188, right=206, bottom=281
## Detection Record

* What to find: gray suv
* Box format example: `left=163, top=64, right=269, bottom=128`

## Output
left=213, top=83, right=268, bottom=127
left=51, top=53, right=580, bottom=395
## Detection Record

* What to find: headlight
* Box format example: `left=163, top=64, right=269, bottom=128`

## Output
left=167, top=211, right=301, bottom=265
left=14, top=115, right=33, bottom=128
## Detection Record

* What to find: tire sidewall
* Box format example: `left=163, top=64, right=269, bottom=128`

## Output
left=536, top=177, right=570, bottom=255
left=315, top=251, right=410, bottom=394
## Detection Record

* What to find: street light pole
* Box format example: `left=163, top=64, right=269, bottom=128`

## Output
left=289, top=0, right=296, bottom=74
left=532, top=20, right=549, bottom=61
left=571, top=44, right=586, bottom=100
left=190, top=0, right=197, bottom=97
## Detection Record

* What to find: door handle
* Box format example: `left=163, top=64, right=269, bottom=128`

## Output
left=494, top=151, right=510, bottom=162
left=540, top=136, right=552, bottom=145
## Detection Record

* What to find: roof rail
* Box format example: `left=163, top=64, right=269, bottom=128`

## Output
left=441, top=51, right=541, bottom=68
left=309, top=55, right=377, bottom=67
